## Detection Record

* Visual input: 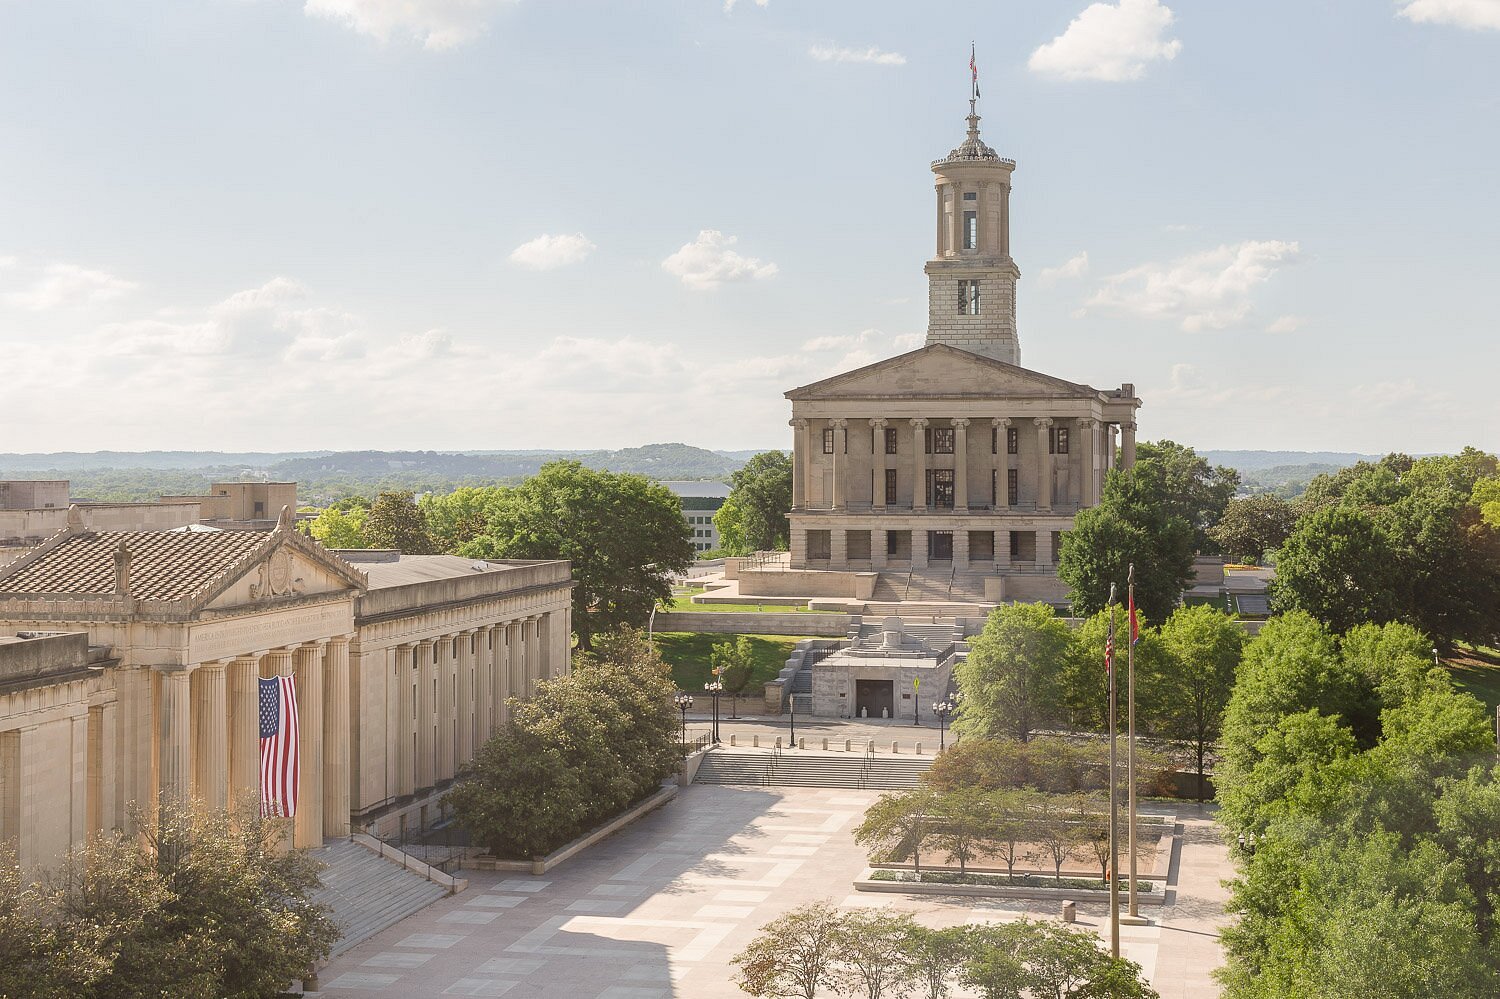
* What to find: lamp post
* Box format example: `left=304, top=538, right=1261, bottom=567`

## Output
left=704, top=680, right=723, bottom=744
left=932, top=697, right=957, bottom=751
left=674, top=692, right=694, bottom=746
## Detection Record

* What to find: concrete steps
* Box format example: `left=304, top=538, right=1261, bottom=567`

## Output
left=311, top=839, right=451, bottom=957
left=692, top=748, right=933, bottom=789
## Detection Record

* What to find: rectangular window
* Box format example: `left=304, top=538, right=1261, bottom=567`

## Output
left=962, top=191, right=977, bottom=201
left=885, top=427, right=898, bottom=455
left=924, top=428, right=933, bottom=454
left=932, top=428, right=955, bottom=454
left=929, top=469, right=955, bottom=510
left=963, top=211, right=978, bottom=249
left=847, top=530, right=871, bottom=561
left=1008, top=468, right=1019, bottom=506
left=958, top=280, right=982, bottom=315
left=885, top=468, right=897, bottom=505
left=991, top=426, right=997, bottom=455
left=1057, top=427, right=1070, bottom=455
left=822, top=428, right=835, bottom=454
left=807, top=530, right=831, bottom=560
left=971, top=531, right=995, bottom=561
left=991, top=469, right=997, bottom=506
left=1007, top=427, right=1019, bottom=454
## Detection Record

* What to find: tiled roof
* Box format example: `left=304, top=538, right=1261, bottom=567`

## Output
left=0, top=530, right=270, bottom=602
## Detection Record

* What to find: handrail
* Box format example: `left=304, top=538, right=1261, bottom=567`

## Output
left=859, top=742, right=875, bottom=789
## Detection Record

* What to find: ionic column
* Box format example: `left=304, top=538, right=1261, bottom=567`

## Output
left=992, top=418, right=1011, bottom=511
left=228, top=654, right=262, bottom=811
left=1034, top=417, right=1054, bottom=512
left=792, top=419, right=810, bottom=510
left=322, top=636, right=351, bottom=837
left=473, top=626, right=493, bottom=744
left=293, top=643, right=325, bottom=849
left=415, top=639, right=436, bottom=790
left=396, top=643, right=416, bottom=797
left=456, top=630, right=475, bottom=766
left=831, top=419, right=848, bottom=511
left=436, top=636, right=456, bottom=782
left=870, top=419, right=888, bottom=511
left=953, top=418, right=971, bottom=513
left=911, top=418, right=929, bottom=511
left=526, top=617, right=543, bottom=694
left=1108, top=424, right=1120, bottom=470
left=191, top=661, right=228, bottom=810
left=505, top=621, right=521, bottom=700
left=1122, top=421, right=1138, bottom=470
left=157, top=667, right=193, bottom=812
left=1078, top=419, right=1098, bottom=506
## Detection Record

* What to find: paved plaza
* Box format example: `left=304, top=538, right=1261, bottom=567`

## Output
left=316, top=785, right=1231, bottom=998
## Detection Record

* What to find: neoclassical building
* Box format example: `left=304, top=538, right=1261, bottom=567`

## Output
left=776, top=100, right=1142, bottom=603
left=0, top=507, right=571, bottom=872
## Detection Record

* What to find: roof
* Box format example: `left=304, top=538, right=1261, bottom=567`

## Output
left=355, top=555, right=511, bottom=590
left=0, top=529, right=268, bottom=601
left=784, top=343, right=1115, bottom=401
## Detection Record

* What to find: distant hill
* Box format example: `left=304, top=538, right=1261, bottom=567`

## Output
left=1201, top=450, right=1381, bottom=473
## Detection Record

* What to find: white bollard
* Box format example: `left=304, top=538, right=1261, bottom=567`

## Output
left=916, top=742, right=923, bottom=755
left=798, top=738, right=805, bottom=750
left=753, top=735, right=759, bottom=748
left=729, top=734, right=737, bottom=747
left=892, top=741, right=900, bottom=754
left=844, top=739, right=852, bottom=752
left=775, top=737, right=783, bottom=749
left=822, top=738, right=829, bottom=751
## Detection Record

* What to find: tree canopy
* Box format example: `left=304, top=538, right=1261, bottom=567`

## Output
left=714, top=450, right=793, bottom=555
left=361, top=490, right=438, bottom=553
left=1208, top=493, right=1296, bottom=564
left=953, top=602, right=1073, bottom=743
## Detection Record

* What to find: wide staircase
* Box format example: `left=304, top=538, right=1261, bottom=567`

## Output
left=311, top=839, right=451, bottom=957
left=693, top=748, right=933, bottom=789
left=869, top=572, right=991, bottom=605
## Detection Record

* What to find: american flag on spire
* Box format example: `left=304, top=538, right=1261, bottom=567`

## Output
left=259, top=675, right=299, bottom=818
left=970, top=43, right=980, bottom=99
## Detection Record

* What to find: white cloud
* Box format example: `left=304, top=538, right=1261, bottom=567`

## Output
left=723, top=0, right=768, bottom=11
left=808, top=45, right=906, bottom=66
left=1397, top=0, right=1500, bottom=30
left=1084, top=239, right=1299, bottom=332
left=3, top=261, right=137, bottom=311
left=803, top=330, right=877, bottom=352
left=892, top=332, right=923, bottom=351
left=507, top=233, right=596, bottom=270
left=1266, top=315, right=1303, bottom=334
left=661, top=230, right=778, bottom=290
left=302, top=0, right=517, bottom=50
left=1028, top=0, right=1183, bottom=82
left=1038, top=251, right=1090, bottom=287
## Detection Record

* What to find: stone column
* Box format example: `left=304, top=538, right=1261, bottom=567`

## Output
left=157, top=667, right=193, bottom=812
left=1122, top=421, right=1137, bottom=469
left=508, top=622, right=525, bottom=705
left=293, top=643, right=325, bottom=849
left=261, top=646, right=296, bottom=830
left=870, top=419, right=888, bottom=511
left=831, top=419, right=848, bottom=511
left=436, top=636, right=456, bottom=782
left=953, top=418, right=971, bottom=513
left=954, top=529, right=970, bottom=572
left=526, top=617, right=543, bottom=695
left=191, top=661, right=228, bottom=810
left=415, top=639, right=436, bottom=790
left=992, top=418, right=1010, bottom=511
left=396, top=643, right=416, bottom=797
left=830, top=528, right=847, bottom=569
left=949, top=182, right=964, bottom=252
left=1108, top=424, right=1120, bottom=470
left=790, top=419, right=808, bottom=509
left=912, top=528, right=929, bottom=570
left=228, top=654, right=262, bottom=811
left=1078, top=419, right=1098, bottom=506
left=473, top=627, right=493, bottom=745
left=491, top=623, right=508, bottom=728
left=911, top=418, right=929, bottom=511
left=322, top=636, right=351, bottom=837
left=456, top=630, right=475, bottom=766
left=1034, top=418, right=1054, bottom=512
left=1037, top=529, right=1055, bottom=567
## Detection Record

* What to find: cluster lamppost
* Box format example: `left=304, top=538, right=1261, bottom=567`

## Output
left=932, top=696, right=959, bottom=751
left=704, top=680, right=723, bottom=744
left=674, top=691, right=694, bottom=745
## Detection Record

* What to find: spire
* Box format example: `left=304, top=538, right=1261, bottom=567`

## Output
left=937, top=43, right=1002, bottom=165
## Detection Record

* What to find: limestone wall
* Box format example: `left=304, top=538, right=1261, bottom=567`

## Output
left=652, top=611, right=852, bottom=637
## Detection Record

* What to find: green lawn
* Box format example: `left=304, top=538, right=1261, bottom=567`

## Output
left=1447, top=643, right=1500, bottom=715
left=653, top=632, right=816, bottom=691
left=665, top=589, right=840, bottom=614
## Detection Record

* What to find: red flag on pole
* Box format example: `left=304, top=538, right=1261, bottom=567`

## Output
left=1106, top=612, right=1115, bottom=679
left=1129, top=587, right=1140, bottom=646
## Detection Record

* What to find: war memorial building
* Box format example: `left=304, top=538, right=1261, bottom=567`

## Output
left=759, top=100, right=1142, bottom=607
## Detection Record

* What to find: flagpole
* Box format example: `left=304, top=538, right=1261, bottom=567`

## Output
left=1127, top=563, right=1141, bottom=923
left=1107, top=583, right=1120, bottom=959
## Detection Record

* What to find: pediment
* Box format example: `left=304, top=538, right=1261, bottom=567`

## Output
left=785, top=344, right=1101, bottom=401
left=201, top=537, right=364, bottom=611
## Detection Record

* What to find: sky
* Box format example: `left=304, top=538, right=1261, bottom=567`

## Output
left=1, top=0, right=1497, bottom=456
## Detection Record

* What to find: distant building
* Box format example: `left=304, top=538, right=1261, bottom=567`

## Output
left=0, top=480, right=68, bottom=511
left=683, top=505, right=722, bottom=554
left=660, top=481, right=728, bottom=555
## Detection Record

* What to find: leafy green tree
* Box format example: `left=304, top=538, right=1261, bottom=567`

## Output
left=962, top=920, right=1159, bottom=999
left=834, top=909, right=921, bottom=999
left=906, top=925, right=973, bottom=999
left=731, top=900, right=845, bottom=999
left=306, top=505, right=368, bottom=548
left=1030, top=793, right=1084, bottom=884
left=1217, top=709, right=1358, bottom=836
left=459, top=461, right=694, bottom=650
left=954, top=603, right=1073, bottom=743
left=931, top=787, right=992, bottom=875
left=1156, top=605, right=1245, bottom=800
left=1059, top=608, right=1172, bottom=735
left=1057, top=453, right=1197, bottom=622
left=714, top=450, right=793, bottom=555
left=420, top=486, right=507, bottom=552
left=1208, top=493, right=1296, bottom=564
left=1132, top=440, right=1241, bottom=552
left=710, top=636, right=757, bottom=697
left=855, top=788, right=940, bottom=877
left=361, top=490, right=437, bottom=553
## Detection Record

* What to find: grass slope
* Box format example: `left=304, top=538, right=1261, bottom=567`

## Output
left=653, top=633, right=816, bottom=691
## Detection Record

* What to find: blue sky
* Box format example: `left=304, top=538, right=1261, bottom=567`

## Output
left=1, top=0, right=1496, bottom=455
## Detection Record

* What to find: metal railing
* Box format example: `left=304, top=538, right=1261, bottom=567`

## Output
left=858, top=742, right=876, bottom=789
left=680, top=732, right=712, bottom=756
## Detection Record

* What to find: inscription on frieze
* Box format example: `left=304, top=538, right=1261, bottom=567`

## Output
left=189, top=602, right=353, bottom=663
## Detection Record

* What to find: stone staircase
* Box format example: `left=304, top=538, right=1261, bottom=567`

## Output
left=870, top=572, right=991, bottom=605
left=692, top=748, right=933, bottom=789
left=311, top=838, right=451, bottom=957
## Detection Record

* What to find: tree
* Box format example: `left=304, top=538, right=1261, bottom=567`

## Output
left=834, top=909, right=921, bottom=999
left=1216, top=709, right=1358, bottom=837
left=1060, top=609, right=1173, bottom=735
left=1208, top=494, right=1296, bottom=564
left=855, top=788, right=939, bottom=878
left=986, top=789, right=1042, bottom=881
left=962, top=920, right=1159, bottom=999
left=1057, top=452, right=1198, bottom=623
left=1156, top=605, right=1246, bottom=800
left=714, top=450, right=793, bottom=555
left=906, top=925, right=972, bottom=999
left=953, top=603, right=1073, bottom=743
left=732, top=900, right=845, bottom=999
left=1132, top=440, right=1240, bottom=553
left=421, top=486, right=507, bottom=552
left=1031, top=794, right=1085, bottom=884
left=931, top=788, right=992, bottom=875
left=361, top=490, right=437, bottom=553
left=710, top=636, right=756, bottom=697
left=305, top=505, right=367, bottom=548
left=458, top=461, right=694, bottom=650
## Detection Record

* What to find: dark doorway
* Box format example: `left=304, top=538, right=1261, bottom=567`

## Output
left=855, top=679, right=895, bottom=719
left=930, top=531, right=954, bottom=561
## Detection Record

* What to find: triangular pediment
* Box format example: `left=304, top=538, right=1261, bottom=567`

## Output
left=196, top=530, right=367, bottom=612
left=785, top=344, right=1103, bottom=401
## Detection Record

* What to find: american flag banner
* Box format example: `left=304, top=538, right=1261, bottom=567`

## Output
left=259, top=676, right=299, bottom=818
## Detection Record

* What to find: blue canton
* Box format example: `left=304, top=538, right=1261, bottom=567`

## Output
left=259, top=678, right=280, bottom=739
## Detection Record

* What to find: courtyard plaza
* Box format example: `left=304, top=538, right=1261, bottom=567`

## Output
left=315, top=784, right=1231, bottom=998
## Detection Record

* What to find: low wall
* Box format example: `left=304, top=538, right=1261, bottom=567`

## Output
left=652, top=611, right=853, bottom=637
left=739, top=568, right=864, bottom=598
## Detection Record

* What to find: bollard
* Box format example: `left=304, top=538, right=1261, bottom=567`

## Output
left=844, top=739, right=852, bottom=752
left=753, top=735, right=759, bottom=748
left=1061, top=901, right=1077, bottom=924
left=916, top=742, right=923, bottom=755
left=730, top=734, right=737, bottom=747
left=822, top=738, right=829, bottom=750
left=775, top=737, right=782, bottom=749
left=867, top=741, right=875, bottom=754
left=799, top=738, right=806, bottom=750
left=892, top=741, right=900, bottom=754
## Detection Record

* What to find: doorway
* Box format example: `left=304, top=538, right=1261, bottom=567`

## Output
left=855, top=679, right=895, bottom=719
left=930, top=531, right=954, bottom=561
